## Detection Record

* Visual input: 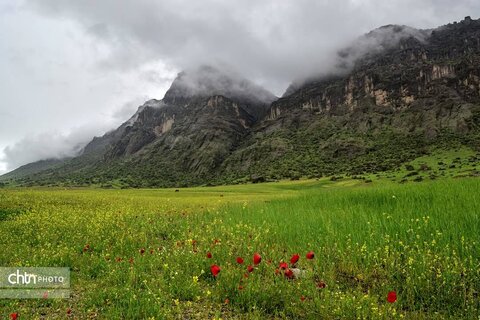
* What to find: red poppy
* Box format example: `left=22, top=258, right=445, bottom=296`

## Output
left=300, top=296, right=306, bottom=301
left=306, top=251, right=315, bottom=259
left=316, top=281, right=326, bottom=289
left=236, top=257, right=244, bottom=264
left=83, top=244, right=90, bottom=252
left=238, top=285, right=244, bottom=290
left=290, top=254, right=300, bottom=264
left=206, top=252, right=212, bottom=259
left=387, top=291, right=397, bottom=303
left=253, top=253, right=262, bottom=265
left=210, top=264, right=221, bottom=277
left=279, top=262, right=288, bottom=269
left=67, top=308, right=72, bottom=316
left=10, top=313, right=18, bottom=320
left=247, top=265, right=254, bottom=273
left=284, top=269, right=294, bottom=279
left=139, top=248, right=145, bottom=255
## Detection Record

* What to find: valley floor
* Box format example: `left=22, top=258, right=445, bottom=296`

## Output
left=0, top=176, right=479, bottom=319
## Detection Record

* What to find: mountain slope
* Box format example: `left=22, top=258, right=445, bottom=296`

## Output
left=0, top=159, right=66, bottom=183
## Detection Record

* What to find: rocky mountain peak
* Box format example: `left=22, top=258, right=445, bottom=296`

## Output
left=163, top=65, right=276, bottom=106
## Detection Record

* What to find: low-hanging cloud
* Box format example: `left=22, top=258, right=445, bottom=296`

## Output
left=26, top=0, right=480, bottom=94
left=1, top=124, right=111, bottom=171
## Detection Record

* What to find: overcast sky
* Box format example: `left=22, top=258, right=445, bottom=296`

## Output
left=1, top=0, right=479, bottom=174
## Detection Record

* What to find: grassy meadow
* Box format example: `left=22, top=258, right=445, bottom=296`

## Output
left=0, top=175, right=479, bottom=319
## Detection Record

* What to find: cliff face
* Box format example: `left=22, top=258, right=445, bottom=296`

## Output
left=268, top=18, right=480, bottom=136
left=108, top=95, right=265, bottom=177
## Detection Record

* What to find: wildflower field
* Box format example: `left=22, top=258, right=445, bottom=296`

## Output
left=0, top=177, right=479, bottom=319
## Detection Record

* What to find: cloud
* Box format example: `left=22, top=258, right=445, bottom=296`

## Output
left=164, top=66, right=277, bottom=106
left=24, top=0, right=480, bottom=94
left=0, top=161, right=6, bottom=175
left=111, top=96, right=153, bottom=123
left=0, top=5, right=176, bottom=172
left=1, top=124, right=109, bottom=170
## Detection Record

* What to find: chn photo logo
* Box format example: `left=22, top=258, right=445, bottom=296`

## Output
left=0, top=267, right=70, bottom=299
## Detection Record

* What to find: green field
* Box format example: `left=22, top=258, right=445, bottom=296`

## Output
left=0, top=177, right=479, bottom=319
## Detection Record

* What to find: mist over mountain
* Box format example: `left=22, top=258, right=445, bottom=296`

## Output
left=284, top=24, right=432, bottom=97
left=2, top=17, right=480, bottom=187
left=164, top=66, right=277, bottom=105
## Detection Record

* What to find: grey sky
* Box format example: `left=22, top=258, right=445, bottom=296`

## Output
left=1, top=0, right=479, bottom=174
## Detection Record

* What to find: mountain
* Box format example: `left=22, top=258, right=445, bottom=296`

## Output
left=220, top=18, right=480, bottom=180
left=2, top=17, right=480, bottom=187
left=1, top=66, right=276, bottom=187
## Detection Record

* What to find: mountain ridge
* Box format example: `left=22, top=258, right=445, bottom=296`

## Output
left=2, top=16, right=480, bottom=187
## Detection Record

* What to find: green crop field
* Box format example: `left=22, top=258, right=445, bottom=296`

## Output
left=0, top=176, right=479, bottom=319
